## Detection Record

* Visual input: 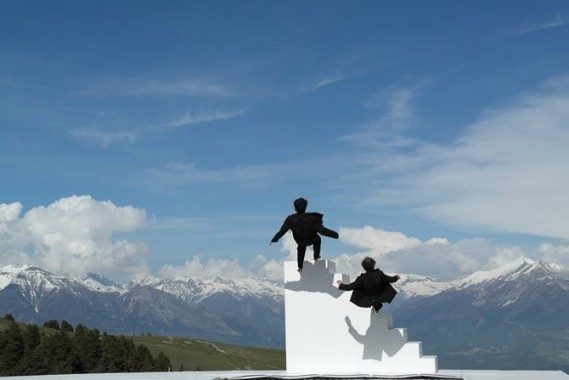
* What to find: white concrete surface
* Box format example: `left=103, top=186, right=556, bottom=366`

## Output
left=284, top=260, right=437, bottom=374
left=3, top=370, right=569, bottom=380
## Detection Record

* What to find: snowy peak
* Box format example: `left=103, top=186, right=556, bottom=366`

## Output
left=454, top=257, right=564, bottom=290
left=0, top=264, right=85, bottom=304
left=78, top=273, right=123, bottom=293
left=396, top=274, right=452, bottom=298
left=128, top=275, right=284, bottom=304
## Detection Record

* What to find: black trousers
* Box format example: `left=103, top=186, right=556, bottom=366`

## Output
left=296, top=234, right=321, bottom=269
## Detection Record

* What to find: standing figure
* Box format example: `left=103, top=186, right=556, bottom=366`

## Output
left=337, top=257, right=400, bottom=313
left=271, top=197, right=339, bottom=272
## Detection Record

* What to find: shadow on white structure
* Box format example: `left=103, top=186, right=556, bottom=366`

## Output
left=284, top=260, right=437, bottom=375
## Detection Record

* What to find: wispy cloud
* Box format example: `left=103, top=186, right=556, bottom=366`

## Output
left=126, top=78, right=234, bottom=97
left=163, top=108, right=247, bottom=128
left=514, top=15, right=569, bottom=35
left=71, top=128, right=137, bottom=148
left=343, top=81, right=427, bottom=150
left=144, top=161, right=286, bottom=187
left=350, top=75, right=569, bottom=240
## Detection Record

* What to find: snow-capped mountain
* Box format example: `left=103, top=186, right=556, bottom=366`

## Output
left=0, top=265, right=284, bottom=348
left=127, top=275, right=284, bottom=347
left=78, top=272, right=123, bottom=293
left=392, top=257, right=569, bottom=371
left=453, top=257, right=565, bottom=290
left=395, top=273, right=453, bottom=298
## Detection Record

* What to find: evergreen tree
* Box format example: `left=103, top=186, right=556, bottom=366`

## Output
left=43, top=320, right=60, bottom=330
left=72, top=324, right=101, bottom=373
left=135, top=344, right=155, bottom=372
left=0, top=321, right=172, bottom=375
left=0, top=322, right=24, bottom=375
left=60, top=320, right=74, bottom=333
left=47, top=331, right=74, bottom=374
left=21, top=324, right=41, bottom=375
left=25, top=330, right=52, bottom=375
left=154, top=351, right=171, bottom=372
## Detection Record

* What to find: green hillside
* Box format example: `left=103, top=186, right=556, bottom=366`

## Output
left=131, top=335, right=285, bottom=371
left=0, top=318, right=285, bottom=372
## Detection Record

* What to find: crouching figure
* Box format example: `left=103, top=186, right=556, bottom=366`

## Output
left=337, top=257, right=400, bottom=313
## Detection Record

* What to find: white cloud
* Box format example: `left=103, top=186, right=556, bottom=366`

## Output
left=2, top=197, right=563, bottom=283
left=157, top=254, right=287, bottom=282
left=538, top=242, right=569, bottom=268
left=343, top=81, right=427, bottom=151
left=157, top=256, right=251, bottom=279
left=514, top=15, right=569, bottom=35
left=155, top=224, right=565, bottom=283
left=164, top=108, right=246, bottom=128
left=154, top=233, right=300, bottom=282
left=146, top=161, right=277, bottom=186
left=130, top=79, right=234, bottom=97
left=0, top=202, right=22, bottom=224
left=248, top=255, right=283, bottom=281
left=0, top=195, right=150, bottom=277
left=339, top=226, right=421, bottom=253
left=333, top=226, right=543, bottom=281
left=351, top=76, right=569, bottom=240
left=71, top=128, right=137, bottom=148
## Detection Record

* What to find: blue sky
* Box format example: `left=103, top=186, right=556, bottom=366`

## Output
left=1, top=1, right=569, bottom=281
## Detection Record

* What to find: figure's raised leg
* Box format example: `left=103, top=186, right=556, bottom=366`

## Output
left=297, top=245, right=307, bottom=271
left=313, top=235, right=322, bottom=260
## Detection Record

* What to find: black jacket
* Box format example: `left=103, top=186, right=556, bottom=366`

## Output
left=271, top=212, right=338, bottom=245
left=339, top=269, right=399, bottom=307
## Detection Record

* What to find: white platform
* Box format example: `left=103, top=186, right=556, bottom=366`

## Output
left=284, top=260, right=437, bottom=375
left=3, top=369, right=569, bottom=380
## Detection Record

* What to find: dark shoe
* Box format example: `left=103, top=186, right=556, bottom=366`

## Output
left=372, top=302, right=383, bottom=313
left=314, top=255, right=321, bottom=260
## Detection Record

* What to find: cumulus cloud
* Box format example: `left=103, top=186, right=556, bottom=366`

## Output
left=331, top=226, right=547, bottom=281
left=350, top=76, right=569, bottom=241
left=0, top=195, right=150, bottom=277
left=152, top=223, right=565, bottom=283
left=339, top=226, right=421, bottom=253
left=538, top=242, right=569, bottom=268
left=2, top=197, right=563, bottom=283
left=158, top=256, right=250, bottom=279
left=157, top=253, right=286, bottom=282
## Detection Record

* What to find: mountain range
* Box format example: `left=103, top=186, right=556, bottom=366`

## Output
left=1, top=258, right=568, bottom=371
left=390, top=258, right=569, bottom=371
left=0, top=265, right=284, bottom=348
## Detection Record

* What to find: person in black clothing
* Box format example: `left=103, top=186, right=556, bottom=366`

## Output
left=271, top=197, right=339, bottom=272
left=337, top=257, right=400, bottom=313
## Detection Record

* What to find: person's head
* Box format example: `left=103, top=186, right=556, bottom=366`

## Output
left=361, top=257, right=376, bottom=272
left=293, top=197, right=308, bottom=213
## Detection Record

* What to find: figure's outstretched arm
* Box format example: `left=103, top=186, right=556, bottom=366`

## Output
left=338, top=275, right=363, bottom=291
left=271, top=217, right=291, bottom=243
left=319, top=225, right=339, bottom=239
left=385, top=273, right=400, bottom=283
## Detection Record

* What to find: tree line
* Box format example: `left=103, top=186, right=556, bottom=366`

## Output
left=0, top=315, right=171, bottom=376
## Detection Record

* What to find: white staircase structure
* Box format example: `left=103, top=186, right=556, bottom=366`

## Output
left=284, top=259, right=438, bottom=375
